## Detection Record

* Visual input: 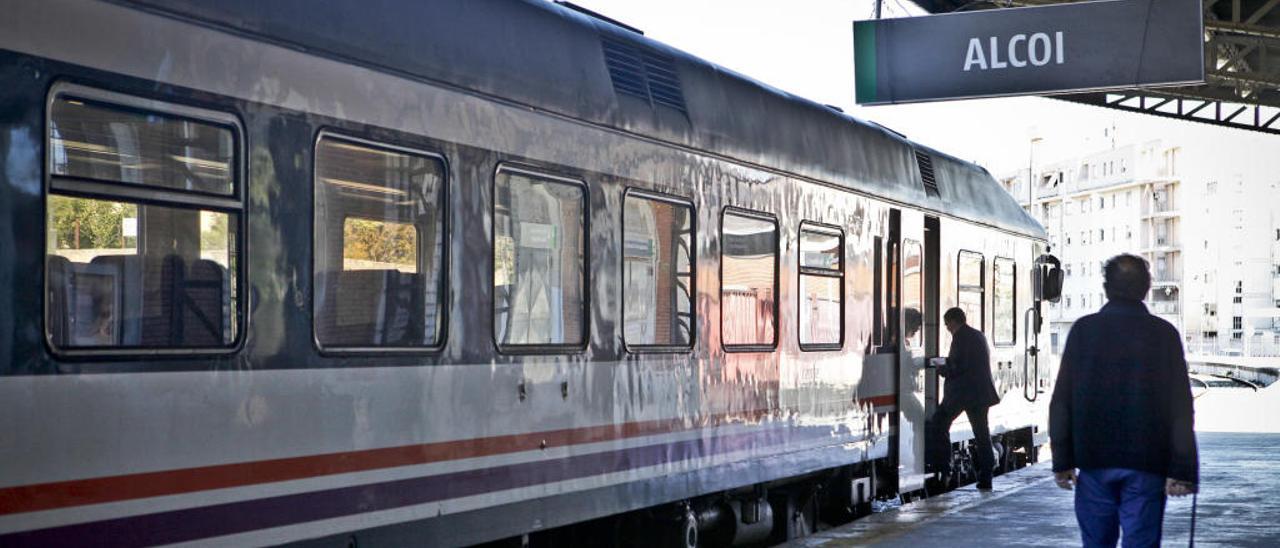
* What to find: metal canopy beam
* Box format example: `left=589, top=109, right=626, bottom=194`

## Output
left=1058, top=91, right=1280, bottom=135
left=908, top=0, right=1280, bottom=135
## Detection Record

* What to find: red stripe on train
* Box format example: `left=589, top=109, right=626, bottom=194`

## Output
left=0, top=395, right=896, bottom=515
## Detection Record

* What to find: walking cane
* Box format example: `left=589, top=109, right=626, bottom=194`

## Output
left=1188, top=492, right=1198, bottom=548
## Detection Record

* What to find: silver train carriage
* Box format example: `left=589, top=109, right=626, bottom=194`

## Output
left=0, top=0, right=1063, bottom=546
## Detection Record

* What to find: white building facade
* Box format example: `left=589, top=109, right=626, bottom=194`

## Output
left=1001, top=141, right=1184, bottom=354
left=1182, top=177, right=1280, bottom=356
left=1003, top=138, right=1280, bottom=357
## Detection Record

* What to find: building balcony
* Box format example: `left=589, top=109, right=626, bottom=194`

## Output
left=1141, top=205, right=1179, bottom=218
left=1141, top=237, right=1180, bottom=252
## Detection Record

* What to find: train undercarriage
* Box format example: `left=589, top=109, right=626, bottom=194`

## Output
left=475, top=427, right=1040, bottom=548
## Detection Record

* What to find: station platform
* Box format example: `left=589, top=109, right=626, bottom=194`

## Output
left=791, top=432, right=1280, bottom=547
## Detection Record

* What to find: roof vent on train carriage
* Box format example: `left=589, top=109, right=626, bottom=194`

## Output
left=601, top=38, right=688, bottom=114
left=914, top=149, right=940, bottom=198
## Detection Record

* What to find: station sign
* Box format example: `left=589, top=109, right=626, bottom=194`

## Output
left=854, top=0, right=1204, bottom=105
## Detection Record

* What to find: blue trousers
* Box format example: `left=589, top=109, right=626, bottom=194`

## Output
left=1074, top=468, right=1167, bottom=548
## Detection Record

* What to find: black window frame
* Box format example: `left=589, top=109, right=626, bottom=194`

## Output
left=311, top=130, right=451, bottom=355
left=620, top=188, right=697, bottom=354
left=43, top=83, right=247, bottom=358
left=490, top=163, right=591, bottom=355
left=992, top=256, right=1017, bottom=346
left=720, top=207, right=780, bottom=353
left=956, top=249, right=986, bottom=333
left=869, top=235, right=885, bottom=353
left=797, top=221, right=845, bottom=352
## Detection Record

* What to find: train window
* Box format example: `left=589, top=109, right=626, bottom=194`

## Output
left=623, top=191, right=694, bottom=351
left=869, top=235, right=884, bottom=353
left=957, top=250, right=985, bottom=332
left=902, top=240, right=923, bottom=351
left=45, top=88, right=241, bottom=351
left=798, top=223, right=843, bottom=350
left=721, top=209, right=778, bottom=350
left=50, top=97, right=234, bottom=196
left=993, top=257, right=1017, bottom=345
left=493, top=166, right=587, bottom=349
left=314, top=135, right=446, bottom=350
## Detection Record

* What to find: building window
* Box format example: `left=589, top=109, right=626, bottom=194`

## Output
left=314, top=135, right=447, bottom=350
left=957, top=251, right=985, bottom=332
left=45, top=88, right=242, bottom=351
left=993, top=257, right=1016, bottom=345
left=1233, top=317, right=1243, bottom=330
left=721, top=209, right=778, bottom=350
left=798, top=223, right=844, bottom=349
left=623, top=191, right=695, bottom=350
left=1098, top=197, right=1105, bottom=210
left=1233, top=296, right=1243, bottom=304
left=493, top=167, right=587, bottom=349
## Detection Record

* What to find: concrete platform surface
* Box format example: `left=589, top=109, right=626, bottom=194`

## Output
left=790, top=432, right=1280, bottom=547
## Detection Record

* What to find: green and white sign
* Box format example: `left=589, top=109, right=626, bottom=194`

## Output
left=854, top=0, right=1204, bottom=105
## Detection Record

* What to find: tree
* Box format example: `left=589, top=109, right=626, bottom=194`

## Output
left=343, top=218, right=417, bottom=269
left=48, top=195, right=134, bottom=250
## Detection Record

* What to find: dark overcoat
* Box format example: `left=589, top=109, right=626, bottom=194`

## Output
left=940, top=323, right=1000, bottom=409
left=1049, top=300, right=1198, bottom=483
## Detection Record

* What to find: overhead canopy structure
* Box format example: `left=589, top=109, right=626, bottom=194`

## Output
left=910, top=0, right=1280, bottom=135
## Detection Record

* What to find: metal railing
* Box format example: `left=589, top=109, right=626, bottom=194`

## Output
left=1146, top=200, right=1178, bottom=215
left=1186, top=337, right=1280, bottom=358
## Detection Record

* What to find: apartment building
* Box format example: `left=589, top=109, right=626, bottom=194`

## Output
left=1000, top=141, right=1183, bottom=354
left=1183, top=176, right=1280, bottom=356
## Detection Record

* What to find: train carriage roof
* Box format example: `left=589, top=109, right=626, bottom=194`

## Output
left=120, top=0, right=1046, bottom=238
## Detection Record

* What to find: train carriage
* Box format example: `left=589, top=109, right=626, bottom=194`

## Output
left=0, top=0, right=1061, bottom=546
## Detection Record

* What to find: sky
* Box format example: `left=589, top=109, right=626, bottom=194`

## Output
left=571, top=0, right=1275, bottom=177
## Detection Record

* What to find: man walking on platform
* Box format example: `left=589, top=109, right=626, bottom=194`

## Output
left=1050, top=254, right=1198, bottom=548
left=928, top=307, right=1001, bottom=490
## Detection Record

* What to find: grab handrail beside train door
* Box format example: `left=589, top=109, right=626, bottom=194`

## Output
left=1023, top=307, right=1041, bottom=403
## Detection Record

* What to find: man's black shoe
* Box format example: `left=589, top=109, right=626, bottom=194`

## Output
left=976, top=482, right=993, bottom=491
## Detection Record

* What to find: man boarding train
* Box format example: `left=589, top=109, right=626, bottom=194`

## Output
left=927, top=306, right=1001, bottom=491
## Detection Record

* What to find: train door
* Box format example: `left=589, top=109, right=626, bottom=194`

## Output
left=894, top=211, right=938, bottom=493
